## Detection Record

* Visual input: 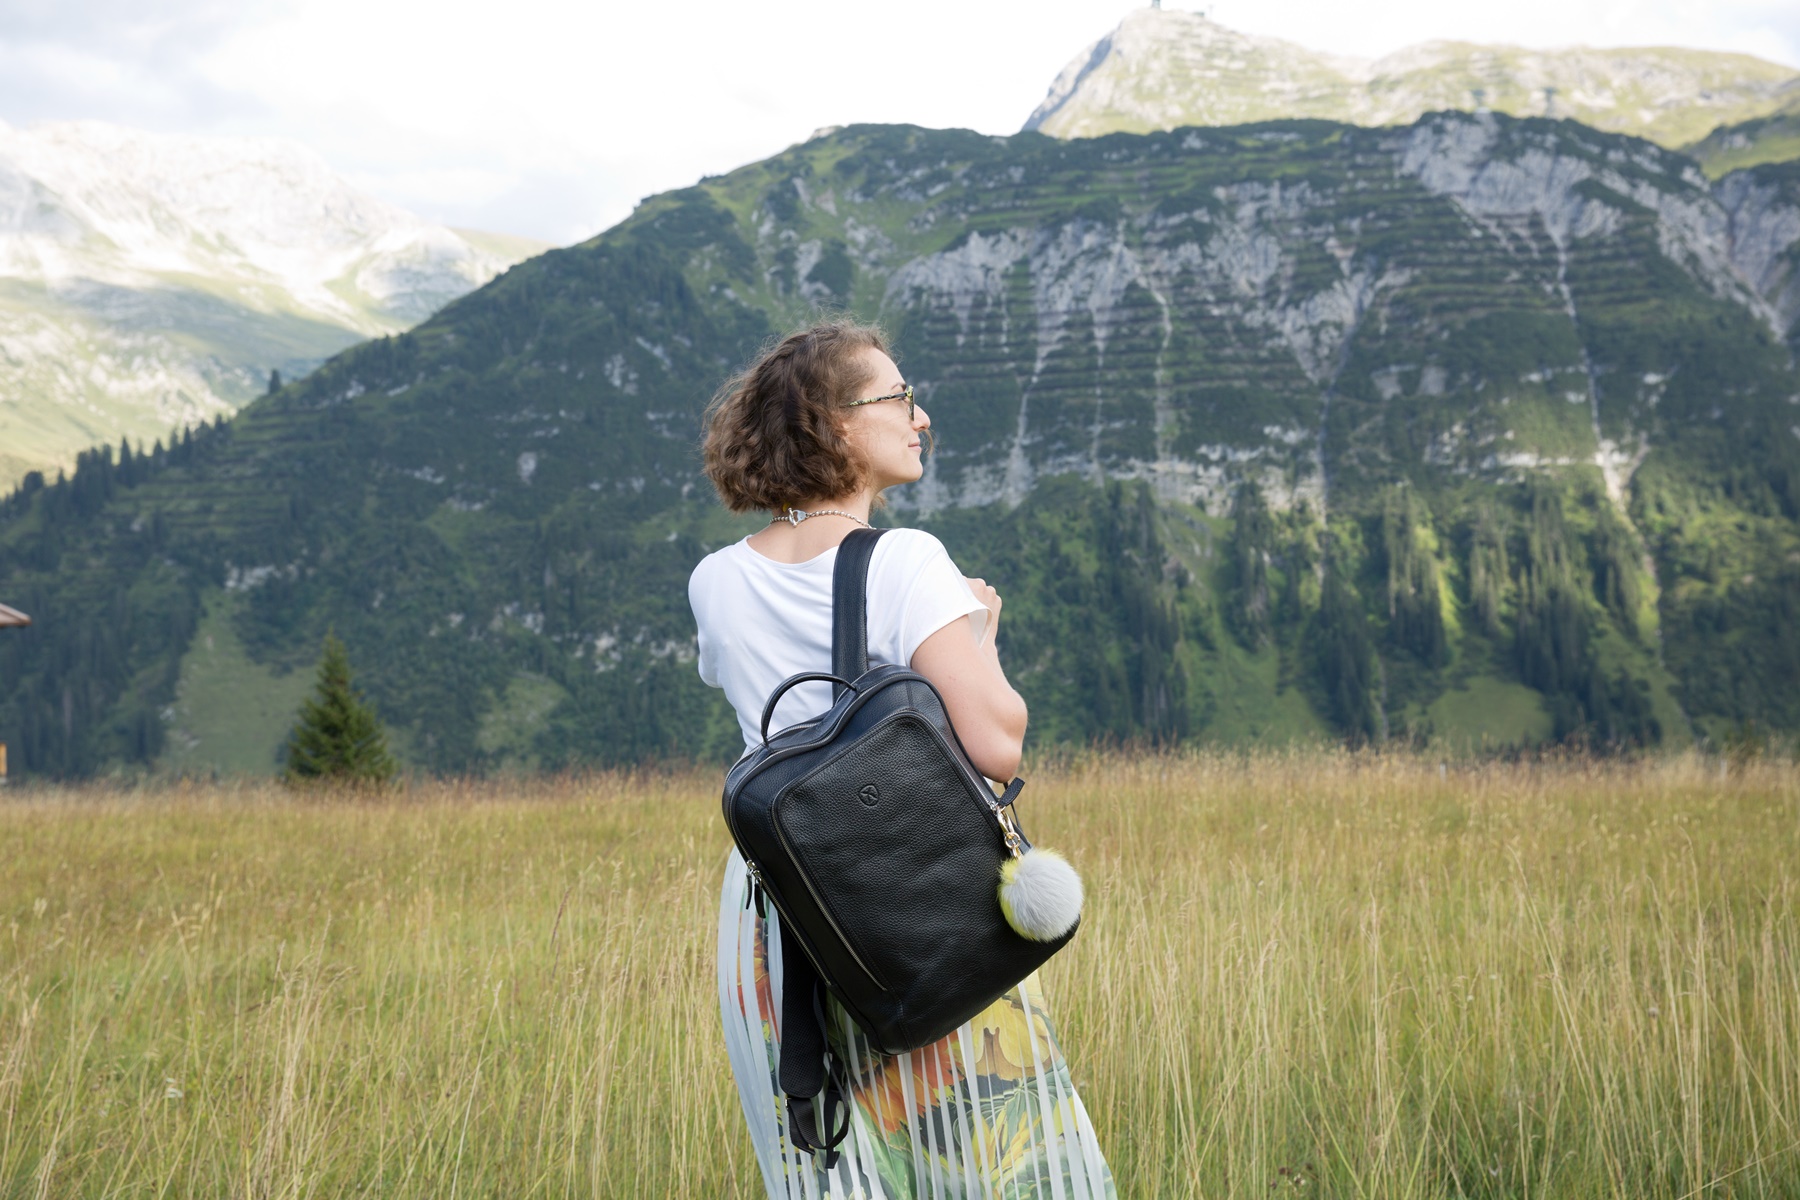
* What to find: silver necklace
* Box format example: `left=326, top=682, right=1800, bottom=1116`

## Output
left=769, top=506, right=870, bottom=528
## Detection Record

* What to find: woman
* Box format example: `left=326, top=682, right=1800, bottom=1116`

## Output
left=689, top=320, right=1115, bottom=1198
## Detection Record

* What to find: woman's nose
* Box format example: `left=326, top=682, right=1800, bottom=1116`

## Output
left=913, top=404, right=930, bottom=429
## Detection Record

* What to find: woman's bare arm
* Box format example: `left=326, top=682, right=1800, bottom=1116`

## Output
left=909, top=578, right=1027, bottom=781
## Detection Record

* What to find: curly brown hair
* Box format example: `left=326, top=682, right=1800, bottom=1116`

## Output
left=701, top=319, right=890, bottom=515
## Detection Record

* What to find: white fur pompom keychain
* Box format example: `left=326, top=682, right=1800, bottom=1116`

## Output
left=998, top=847, right=1084, bottom=941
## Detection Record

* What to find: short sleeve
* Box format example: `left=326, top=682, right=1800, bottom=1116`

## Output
left=689, top=563, right=721, bottom=687
left=879, top=531, right=987, bottom=667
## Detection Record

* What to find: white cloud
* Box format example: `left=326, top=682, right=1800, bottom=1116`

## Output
left=3, top=0, right=1796, bottom=243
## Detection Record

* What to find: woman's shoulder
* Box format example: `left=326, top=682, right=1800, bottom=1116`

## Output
left=874, top=526, right=952, bottom=564
left=871, top=527, right=966, bottom=586
left=688, top=538, right=751, bottom=595
left=690, top=538, right=740, bottom=572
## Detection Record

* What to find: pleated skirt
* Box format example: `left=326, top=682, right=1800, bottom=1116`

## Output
left=717, top=849, right=1116, bottom=1199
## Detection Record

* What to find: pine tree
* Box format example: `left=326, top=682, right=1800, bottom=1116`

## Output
left=1378, top=486, right=1447, bottom=666
left=1468, top=501, right=1509, bottom=637
left=1226, top=481, right=1273, bottom=649
left=1311, top=558, right=1381, bottom=744
left=284, top=631, right=397, bottom=785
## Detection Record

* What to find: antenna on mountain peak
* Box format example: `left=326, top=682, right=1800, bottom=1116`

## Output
left=1542, top=86, right=1558, bottom=118
left=1470, top=87, right=1487, bottom=113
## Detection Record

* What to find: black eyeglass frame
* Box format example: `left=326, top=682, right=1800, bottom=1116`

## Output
left=843, top=384, right=914, bottom=421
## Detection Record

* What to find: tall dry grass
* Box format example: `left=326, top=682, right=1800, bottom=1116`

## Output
left=0, top=751, right=1795, bottom=1197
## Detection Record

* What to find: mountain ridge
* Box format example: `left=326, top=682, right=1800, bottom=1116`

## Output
left=1026, top=10, right=1800, bottom=153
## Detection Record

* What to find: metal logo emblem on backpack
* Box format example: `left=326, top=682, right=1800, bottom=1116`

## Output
left=720, top=527, right=1082, bottom=1167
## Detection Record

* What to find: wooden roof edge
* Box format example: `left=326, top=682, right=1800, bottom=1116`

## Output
left=0, top=602, right=32, bottom=628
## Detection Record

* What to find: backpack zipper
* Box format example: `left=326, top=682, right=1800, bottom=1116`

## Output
left=743, top=858, right=767, bottom=919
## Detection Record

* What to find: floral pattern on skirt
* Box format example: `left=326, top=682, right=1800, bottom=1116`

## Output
left=718, top=849, right=1116, bottom=1199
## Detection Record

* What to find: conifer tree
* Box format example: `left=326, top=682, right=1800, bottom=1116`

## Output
left=284, top=631, right=397, bottom=785
left=1226, top=481, right=1273, bottom=649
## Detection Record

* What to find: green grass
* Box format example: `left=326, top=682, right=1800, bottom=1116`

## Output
left=1197, top=635, right=1333, bottom=745
left=156, top=592, right=318, bottom=778
left=1425, top=673, right=1553, bottom=749
left=3, top=751, right=1796, bottom=1197
left=475, top=672, right=572, bottom=767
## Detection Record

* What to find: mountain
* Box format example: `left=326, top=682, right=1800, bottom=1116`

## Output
left=0, top=120, right=548, bottom=491
left=1026, top=10, right=1800, bottom=154
left=3, top=113, right=1798, bottom=778
left=1685, top=93, right=1800, bottom=178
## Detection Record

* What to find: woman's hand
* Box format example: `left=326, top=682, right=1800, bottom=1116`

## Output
left=964, top=576, right=1001, bottom=646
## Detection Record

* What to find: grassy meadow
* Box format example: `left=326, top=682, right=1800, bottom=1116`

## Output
left=2, top=752, right=1797, bottom=1198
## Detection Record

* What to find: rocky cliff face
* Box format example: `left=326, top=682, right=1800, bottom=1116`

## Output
left=808, top=116, right=1798, bottom=522
left=1715, top=161, right=1800, bottom=337
left=1026, top=10, right=1800, bottom=152
left=5, top=113, right=1798, bottom=775
left=0, top=120, right=546, bottom=489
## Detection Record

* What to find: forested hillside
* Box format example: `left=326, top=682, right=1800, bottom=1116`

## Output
left=4, top=113, right=1798, bottom=777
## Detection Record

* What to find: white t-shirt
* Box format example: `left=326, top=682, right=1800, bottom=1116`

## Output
left=689, top=529, right=988, bottom=750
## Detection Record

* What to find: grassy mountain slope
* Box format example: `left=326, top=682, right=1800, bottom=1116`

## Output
left=1027, top=10, right=1799, bottom=152
left=0, top=120, right=550, bottom=492
left=3, top=114, right=1797, bottom=778
left=0, top=278, right=368, bottom=492
left=1685, top=93, right=1800, bottom=177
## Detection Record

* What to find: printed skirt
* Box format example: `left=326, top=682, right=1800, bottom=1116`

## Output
left=717, top=849, right=1116, bottom=1199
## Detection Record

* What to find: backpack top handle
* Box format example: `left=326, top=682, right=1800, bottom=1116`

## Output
left=759, top=672, right=858, bottom=744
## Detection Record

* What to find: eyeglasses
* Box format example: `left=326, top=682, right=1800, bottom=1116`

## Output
left=844, top=384, right=914, bottom=421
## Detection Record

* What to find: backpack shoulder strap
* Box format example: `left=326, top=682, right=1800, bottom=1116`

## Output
left=778, top=947, right=851, bottom=1167
left=831, top=527, right=887, bottom=695
left=773, top=524, right=884, bottom=1169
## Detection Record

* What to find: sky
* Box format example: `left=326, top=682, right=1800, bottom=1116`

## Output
left=3, top=0, right=1797, bottom=245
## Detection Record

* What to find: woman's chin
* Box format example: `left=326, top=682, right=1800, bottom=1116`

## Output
left=878, top=462, right=925, bottom=490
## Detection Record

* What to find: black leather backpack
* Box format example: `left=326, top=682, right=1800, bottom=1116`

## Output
left=720, top=527, right=1079, bottom=1165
